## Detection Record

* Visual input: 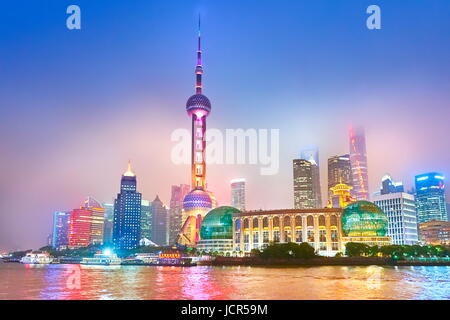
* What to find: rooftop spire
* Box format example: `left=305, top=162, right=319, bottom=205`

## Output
left=123, top=160, right=135, bottom=177
left=195, top=14, right=203, bottom=94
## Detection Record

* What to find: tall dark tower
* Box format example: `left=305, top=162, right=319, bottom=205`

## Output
left=178, top=17, right=216, bottom=247
left=113, top=161, right=142, bottom=250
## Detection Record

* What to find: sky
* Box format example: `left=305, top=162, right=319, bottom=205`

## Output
left=1, top=0, right=450, bottom=251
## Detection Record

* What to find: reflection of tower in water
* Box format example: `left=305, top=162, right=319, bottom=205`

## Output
left=178, top=17, right=216, bottom=247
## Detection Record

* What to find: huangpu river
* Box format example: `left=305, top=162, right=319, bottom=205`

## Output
left=0, top=263, right=449, bottom=300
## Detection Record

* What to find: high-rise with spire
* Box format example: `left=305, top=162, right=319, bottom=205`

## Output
left=113, top=161, right=142, bottom=250
left=349, top=126, right=370, bottom=200
left=178, top=17, right=216, bottom=247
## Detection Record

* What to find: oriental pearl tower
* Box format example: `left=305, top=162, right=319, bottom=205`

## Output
left=177, top=17, right=216, bottom=247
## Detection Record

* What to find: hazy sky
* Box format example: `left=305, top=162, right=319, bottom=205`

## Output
left=1, top=0, right=450, bottom=251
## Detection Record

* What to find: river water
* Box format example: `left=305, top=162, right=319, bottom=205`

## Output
left=0, top=263, right=448, bottom=300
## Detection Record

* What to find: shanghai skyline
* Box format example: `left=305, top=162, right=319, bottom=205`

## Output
left=1, top=0, right=450, bottom=251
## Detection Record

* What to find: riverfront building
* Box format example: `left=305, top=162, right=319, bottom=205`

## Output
left=68, top=197, right=105, bottom=248
left=113, top=161, right=142, bottom=250
left=418, top=220, right=450, bottom=245
left=373, top=176, right=418, bottom=245
left=415, top=173, right=448, bottom=223
left=197, top=206, right=239, bottom=254
left=52, top=211, right=70, bottom=249
left=233, top=208, right=344, bottom=256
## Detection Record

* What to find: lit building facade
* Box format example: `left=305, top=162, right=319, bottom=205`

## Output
left=373, top=192, right=419, bottom=245
left=68, top=208, right=92, bottom=248
left=349, top=126, right=369, bottom=201
left=168, top=184, right=190, bottom=245
left=84, top=197, right=105, bottom=245
left=293, top=159, right=316, bottom=209
left=341, top=201, right=391, bottom=247
left=179, top=19, right=216, bottom=247
left=233, top=208, right=343, bottom=256
left=301, top=147, right=322, bottom=208
left=230, top=178, right=246, bottom=211
left=113, top=161, right=142, bottom=250
left=415, top=173, right=448, bottom=223
left=329, top=181, right=356, bottom=209
left=197, top=206, right=240, bottom=254
left=380, top=174, right=404, bottom=195
left=52, top=211, right=70, bottom=249
left=141, top=199, right=152, bottom=241
left=102, top=203, right=114, bottom=245
left=418, top=220, right=450, bottom=245
left=328, top=154, right=352, bottom=204
left=151, top=195, right=168, bottom=246
left=68, top=197, right=105, bottom=248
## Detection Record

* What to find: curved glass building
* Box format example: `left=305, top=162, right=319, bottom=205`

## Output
left=197, top=206, right=240, bottom=254
left=341, top=201, right=391, bottom=246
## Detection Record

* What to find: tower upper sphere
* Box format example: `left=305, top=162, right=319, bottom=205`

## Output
left=186, top=94, right=211, bottom=117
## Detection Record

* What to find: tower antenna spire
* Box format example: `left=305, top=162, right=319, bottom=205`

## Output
left=195, top=14, right=203, bottom=94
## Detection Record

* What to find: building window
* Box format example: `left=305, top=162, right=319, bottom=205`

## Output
left=284, top=229, right=291, bottom=242
left=295, top=229, right=302, bottom=243
left=273, top=230, right=280, bottom=243
left=307, top=215, right=314, bottom=227
left=273, top=217, right=280, bottom=228
left=263, top=217, right=269, bottom=229
left=295, top=216, right=302, bottom=227
left=263, top=231, right=269, bottom=243
left=319, top=215, right=326, bottom=227
left=307, top=230, right=314, bottom=242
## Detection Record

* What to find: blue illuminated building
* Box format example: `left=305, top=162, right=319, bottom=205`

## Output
left=52, top=211, right=70, bottom=249
left=113, top=161, right=142, bottom=250
left=415, top=172, right=448, bottom=223
left=380, top=174, right=404, bottom=195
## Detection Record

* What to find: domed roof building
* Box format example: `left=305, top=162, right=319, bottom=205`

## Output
left=341, top=201, right=391, bottom=246
left=197, top=206, right=240, bottom=254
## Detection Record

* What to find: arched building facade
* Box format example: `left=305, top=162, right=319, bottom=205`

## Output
left=232, top=208, right=344, bottom=256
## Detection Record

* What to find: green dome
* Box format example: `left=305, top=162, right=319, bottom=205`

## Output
left=200, top=206, right=240, bottom=240
left=342, top=201, right=388, bottom=237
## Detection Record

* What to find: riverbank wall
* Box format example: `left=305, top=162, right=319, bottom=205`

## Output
left=209, top=256, right=450, bottom=266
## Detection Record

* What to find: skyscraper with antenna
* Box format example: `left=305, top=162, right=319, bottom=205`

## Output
left=177, top=16, right=216, bottom=247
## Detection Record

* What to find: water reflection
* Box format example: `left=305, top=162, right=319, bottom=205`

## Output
left=0, top=263, right=448, bottom=300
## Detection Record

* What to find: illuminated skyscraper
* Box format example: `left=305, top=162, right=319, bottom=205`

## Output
left=231, top=178, right=246, bottom=211
left=168, top=184, right=190, bottom=245
left=415, top=173, right=448, bottom=223
left=52, top=211, right=70, bottom=249
left=102, top=203, right=114, bottom=245
left=84, top=197, right=105, bottom=245
left=380, top=174, right=404, bottom=195
left=373, top=175, right=418, bottom=245
left=293, top=159, right=315, bottom=209
left=68, top=197, right=105, bottom=248
left=68, top=208, right=91, bottom=248
left=178, top=18, right=216, bottom=247
left=301, top=147, right=322, bottom=208
left=140, top=199, right=152, bottom=241
left=113, top=161, right=142, bottom=250
left=349, top=126, right=369, bottom=200
left=328, top=154, right=352, bottom=201
left=151, top=195, right=168, bottom=246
